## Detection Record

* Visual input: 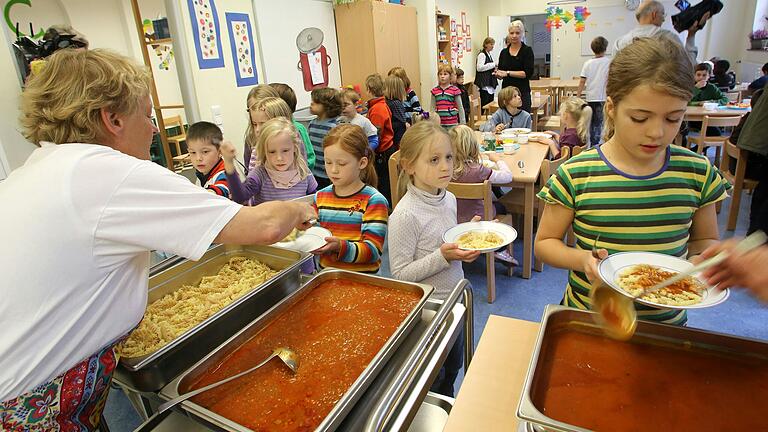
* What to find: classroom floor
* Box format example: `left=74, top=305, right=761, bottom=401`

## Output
left=103, top=186, right=767, bottom=431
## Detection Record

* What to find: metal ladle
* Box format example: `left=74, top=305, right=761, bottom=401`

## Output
left=133, top=347, right=299, bottom=432
left=589, top=235, right=637, bottom=341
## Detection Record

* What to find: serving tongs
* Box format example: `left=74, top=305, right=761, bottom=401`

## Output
left=132, top=347, right=299, bottom=432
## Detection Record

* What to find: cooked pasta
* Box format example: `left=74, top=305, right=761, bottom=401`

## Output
left=119, top=256, right=277, bottom=358
left=616, top=264, right=705, bottom=306
left=281, top=228, right=299, bottom=242
left=456, top=230, right=504, bottom=249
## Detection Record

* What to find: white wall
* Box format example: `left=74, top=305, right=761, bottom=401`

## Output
left=435, top=0, right=484, bottom=82
left=0, top=39, right=33, bottom=171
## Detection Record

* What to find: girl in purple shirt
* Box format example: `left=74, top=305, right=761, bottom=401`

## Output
left=540, top=97, right=594, bottom=159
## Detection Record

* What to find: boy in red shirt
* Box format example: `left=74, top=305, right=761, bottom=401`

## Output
left=366, top=73, right=396, bottom=206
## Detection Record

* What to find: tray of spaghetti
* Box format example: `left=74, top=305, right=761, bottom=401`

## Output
left=113, top=244, right=311, bottom=392
left=160, top=269, right=433, bottom=432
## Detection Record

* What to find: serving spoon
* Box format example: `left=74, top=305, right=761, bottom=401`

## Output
left=133, top=347, right=299, bottom=432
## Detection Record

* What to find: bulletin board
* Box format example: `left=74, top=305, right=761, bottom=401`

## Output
left=579, top=2, right=681, bottom=56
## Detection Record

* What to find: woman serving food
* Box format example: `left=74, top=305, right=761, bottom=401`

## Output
left=0, top=48, right=315, bottom=431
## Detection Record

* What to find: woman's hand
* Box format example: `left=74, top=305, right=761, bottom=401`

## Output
left=582, top=248, right=608, bottom=283
left=312, top=236, right=342, bottom=255
left=441, top=243, right=481, bottom=262
left=696, top=241, right=768, bottom=302
left=293, top=202, right=317, bottom=230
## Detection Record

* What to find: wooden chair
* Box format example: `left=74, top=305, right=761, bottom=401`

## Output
left=447, top=180, right=515, bottom=303
left=720, top=139, right=759, bottom=231
left=726, top=90, right=741, bottom=103
left=687, top=115, right=742, bottom=166
left=164, top=115, right=189, bottom=171
left=388, top=150, right=402, bottom=208
left=498, top=147, right=570, bottom=272
left=469, top=95, right=483, bottom=130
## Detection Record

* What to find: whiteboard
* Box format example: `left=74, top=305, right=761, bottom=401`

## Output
left=252, top=0, right=341, bottom=109
left=580, top=2, right=682, bottom=56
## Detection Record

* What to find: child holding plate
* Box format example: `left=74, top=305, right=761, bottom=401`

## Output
left=534, top=36, right=729, bottom=326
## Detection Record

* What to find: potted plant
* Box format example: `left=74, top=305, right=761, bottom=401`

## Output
left=749, top=29, right=768, bottom=50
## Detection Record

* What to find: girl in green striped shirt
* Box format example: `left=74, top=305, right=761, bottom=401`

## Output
left=535, top=36, right=729, bottom=325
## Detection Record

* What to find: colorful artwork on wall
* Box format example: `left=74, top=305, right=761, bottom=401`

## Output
left=186, top=0, right=224, bottom=69
left=225, top=12, right=258, bottom=86
left=546, top=5, right=590, bottom=32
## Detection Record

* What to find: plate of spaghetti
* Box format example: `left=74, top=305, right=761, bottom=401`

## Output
left=443, top=221, right=517, bottom=252
left=597, top=252, right=729, bottom=309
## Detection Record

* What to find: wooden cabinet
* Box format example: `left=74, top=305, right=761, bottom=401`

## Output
left=334, top=0, right=420, bottom=101
left=436, top=13, right=450, bottom=67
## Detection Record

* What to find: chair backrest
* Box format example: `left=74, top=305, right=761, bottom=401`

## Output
left=388, top=150, right=402, bottom=208
left=447, top=180, right=494, bottom=220
left=163, top=115, right=185, bottom=138
left=468, top=95, right=481, bottom=129
left=701, top=115, right=743, bottom=133
left=726, top=91, right=741, bottom=103
left=570, top=144, right=586, bottom=157
left=540, top=146, right=569, bottom=185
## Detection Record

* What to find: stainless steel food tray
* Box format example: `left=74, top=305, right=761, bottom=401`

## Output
left=161, top=269, right=433, bottom=432
left=114, top=244, right=310, bottom=392
left=518, top=305, right=768, bottom=432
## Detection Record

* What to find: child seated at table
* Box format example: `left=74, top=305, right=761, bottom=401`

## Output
left=481, top=86, right=532, bottom=133
left=539, top=97, right=592, bottom=158
left=684, top=63, right=729, bottom=146
left=450, top=125, right=516, bottom=264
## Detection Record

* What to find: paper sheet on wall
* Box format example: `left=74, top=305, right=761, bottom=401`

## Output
left=308, top=51, right=325, bottom=85
left=192, top=0, right=220, bottom=60
left=231, top=20, right=254, bottom=78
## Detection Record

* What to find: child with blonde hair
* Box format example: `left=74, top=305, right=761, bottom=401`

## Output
left=480, top=86, right=532, bottom=133
left=432, top=64, right=465, bottom=127
left=269, top=82, right=316, bottom=169
left=384, top=75, right=409, bottom=146
left=388, top=66, right=422, bottom=113
left=389, top=121, right=482, bottom=396
left=535, top=36, right=729, bottom=326
left=340, top=88, right=379, bottom=150
left=221, top=117, right=316, bottom=205
left=450, top=125, right=516, bottom=264
left=539, top=96, right=593, bottom=158
left=312, top=124, right=388, bottom=273
left=243, top=85, right=280, bottom=171
left=246, top=97, right=311, bottom=173
left=309, top=87, right=343, bottom=189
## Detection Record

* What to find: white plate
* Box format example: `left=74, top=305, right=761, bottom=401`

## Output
left=528, top=132, right=549, bottom=142
left=442, top=221, right=517, bottom=252
left=597, top=251, right=729, bottom=310
left=503, top=127, right=531, bottom=135
left=273, top=226, right=332, bottom=252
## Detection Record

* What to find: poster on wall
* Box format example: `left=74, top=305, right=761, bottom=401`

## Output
left=225, top=12, right=259, bottom=87
left=187, top=0, right=224, bottom=69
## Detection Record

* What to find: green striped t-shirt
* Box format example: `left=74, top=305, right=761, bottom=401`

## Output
left=538, top=145, right=729, bottom=325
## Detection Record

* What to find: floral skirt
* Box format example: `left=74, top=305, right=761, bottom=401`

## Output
left=0, top=340, right=120, bottom=432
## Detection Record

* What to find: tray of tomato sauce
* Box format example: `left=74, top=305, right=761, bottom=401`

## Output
left=517, top=305, right=768, bottom=432
left=160, top=268, right=432, bottom=432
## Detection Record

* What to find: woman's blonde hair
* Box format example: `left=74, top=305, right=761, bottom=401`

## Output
left=387, top=67, right=411, bottom=90
left=508, top=20, right=525, bottom=34
left=383, top=75, right=406, bottom=101
left=245, top=97, right=293, bottom=160
left=449, top=125, right=480, bottom=178
left=397, top=121, right=450, bottom=198
left=20, top=48, right=151, bottom=145
left=255, top=117, right=310, bottom=179
left=323, top=123, right=377, bottom=188
left=604, top=36, right=694, bottom=140
left=559, top=96, right=593, bottom=146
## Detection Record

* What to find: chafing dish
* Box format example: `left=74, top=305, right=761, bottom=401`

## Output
left=114, top=244, right=310, bottom=392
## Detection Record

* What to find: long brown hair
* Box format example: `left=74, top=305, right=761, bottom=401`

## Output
left=323, top=123, right=378, bottom=188
left=604, top=36, right=694, bottom=141
left=397, top=121, right=450, bottom=198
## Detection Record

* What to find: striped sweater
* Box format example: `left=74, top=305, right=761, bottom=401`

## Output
left=538, top=146, right=729, bottom=325
left=195, top=158, right=230, bottom=198
left=431, top=85, right=464, bottom=126
left=226, top=165, right=317, bottom=205
left=312, top=184, right=389, bottom=273
left=308, top=117, right=340, bottom=180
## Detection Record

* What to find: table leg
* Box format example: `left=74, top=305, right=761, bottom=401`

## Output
left=523, top=183, right=534, bottom=279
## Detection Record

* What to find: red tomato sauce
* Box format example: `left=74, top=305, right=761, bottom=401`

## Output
left=189, top=279, right=420, bottom=431
left=533, top=329, right=768, bottom=431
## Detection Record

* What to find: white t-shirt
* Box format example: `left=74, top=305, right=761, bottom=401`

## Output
left=579, top=56, right=611, bottom=102
left=0, top=143, right=241, bottom=401
left=347, top=114, right=378, bottom=138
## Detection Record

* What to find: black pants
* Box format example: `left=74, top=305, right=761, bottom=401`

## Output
left=520, top=89, right=532, bottom=113
left=480, top=89, right=494, bottom=109
left=587, top=101, right=604, bottom=147
left=430, top=328, right=464, bottom=397
left=374, top=144, right=398, bottom=208
left=749, top=155, right=768, bottom=234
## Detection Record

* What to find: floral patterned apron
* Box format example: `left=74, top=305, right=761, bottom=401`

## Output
left=1, top=339, right=121, bottom=432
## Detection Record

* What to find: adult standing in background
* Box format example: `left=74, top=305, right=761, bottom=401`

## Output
left=613, top=0, right=707, bottom=65
left=474, top=37, right=497, bottom=108
left=495, top=21, right=534, bottom=113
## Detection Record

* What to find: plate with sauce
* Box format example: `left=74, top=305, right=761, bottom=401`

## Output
left=597, top=251, right=729, bottom=309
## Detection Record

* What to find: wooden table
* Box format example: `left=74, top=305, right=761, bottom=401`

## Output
left=684, top=105, right=750, bottom=121
left=481, top=95, right=551, bottom=131
left=444, top=315, right=539, bottom=431
left=475, top=132, right=550, bottom=279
